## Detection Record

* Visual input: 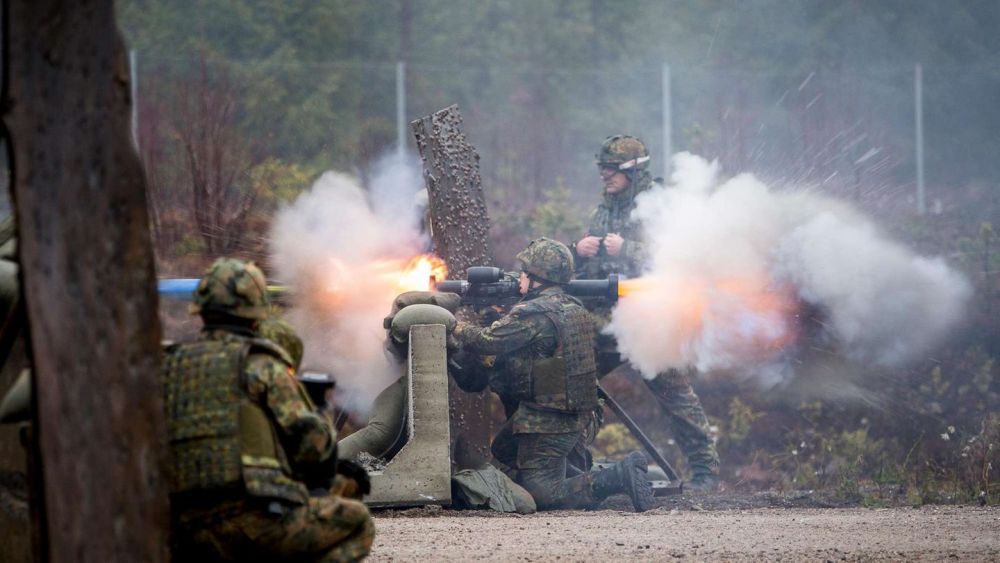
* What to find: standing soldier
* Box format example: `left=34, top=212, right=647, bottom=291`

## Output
left=453, top=238, right=655, bottom=511
left=573, top=135, right=721, bottom=492
left=162, top=258, right=374, bottom=561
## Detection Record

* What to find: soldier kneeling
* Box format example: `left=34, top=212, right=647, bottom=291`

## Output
left=452, top=238, right=655, bottom=512
left=162, top=258, right=374, bottom=562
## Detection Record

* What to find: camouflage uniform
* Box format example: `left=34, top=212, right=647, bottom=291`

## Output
left=0, top=217, right=27, bottom=423
left=574, top=136, right=720, bottom=484
left=164, top=258, right=374, bottom=562
left=455, top=238, right=653, bottom=511
left=455, top=285, right=599, bottom=510
left=258, top=318, right=305, bottom=370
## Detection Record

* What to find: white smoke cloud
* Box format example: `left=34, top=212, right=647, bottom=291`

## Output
left=608, top=152, right=971, bottom=388
left=268, top=150, right=426, bottom=413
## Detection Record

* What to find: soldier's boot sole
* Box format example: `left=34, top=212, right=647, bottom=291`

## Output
left=623, top=451, right=655, bottom=512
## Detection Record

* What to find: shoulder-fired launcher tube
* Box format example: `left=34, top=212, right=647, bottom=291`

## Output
left=432, top=267, right=619, bottom=304
left=568, top=276, right=620, bottom=301
left=158, top=268, right=619, bottom=306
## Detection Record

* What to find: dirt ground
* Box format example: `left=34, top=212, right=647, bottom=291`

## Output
left=370, top=495, right=1000, bottom=562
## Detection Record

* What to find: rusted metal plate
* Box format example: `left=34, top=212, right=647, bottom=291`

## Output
left=3, top=1, right=170, bottom=560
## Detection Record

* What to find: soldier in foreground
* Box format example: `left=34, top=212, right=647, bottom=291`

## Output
left=572, top=135, right=721, bottom=491
left=161, top=258, right=374, bottom=561
left=0, top=216, right=27, bottom=423
left=452, top=238, right=655, bottom=511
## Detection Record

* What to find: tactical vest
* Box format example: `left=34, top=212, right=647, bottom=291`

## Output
left=161, top=335, right=308, bottom=505
left=577, top=174, right=655, bottom=280
left=513, top=293, right=599, bottom=412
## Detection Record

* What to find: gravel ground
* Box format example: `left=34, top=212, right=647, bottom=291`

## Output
left=369, top=504, right=1000, bottom=561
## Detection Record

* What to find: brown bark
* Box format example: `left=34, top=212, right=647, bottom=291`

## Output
left=410, top=105, right=494, bottom=275
left=2, top=1, right=170, bottom=561
left=411, top=105, right=494, bottom=465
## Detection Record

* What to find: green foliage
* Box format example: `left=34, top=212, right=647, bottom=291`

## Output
left=725, top=397, right=764, bottom=444
left=956, top=415, right=1000, bottom=504
left=972, top=358, right=994, bottom=394
left=116, top=2, right=1000, bottom=505
left=250, top=158, right=316, bottom=206
left=118, top=0, right=1000, bottom=213
left=528, top=181, right=587, bottom=245
left=592, top=422, right=641, bottom=459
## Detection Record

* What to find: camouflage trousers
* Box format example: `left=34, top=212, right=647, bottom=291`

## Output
left=599, top=351, right=720, bottom=478
left=173, top=494, right=374, bottom=562
left=491, top=421, right=596, bottom=510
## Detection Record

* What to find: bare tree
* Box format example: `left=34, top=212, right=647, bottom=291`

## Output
left=172, top=54, right=262, bottom=254
left=138, top=80, right=173, bottom=254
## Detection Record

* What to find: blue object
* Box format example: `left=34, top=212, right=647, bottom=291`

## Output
left=157, top=278, right=200, bottom=299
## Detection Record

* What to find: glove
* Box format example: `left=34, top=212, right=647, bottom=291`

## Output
left=330, top=459, right=371, bottom=499
left=478, top=306, right=502, bottom=326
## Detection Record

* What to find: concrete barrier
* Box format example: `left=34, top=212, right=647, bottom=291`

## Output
left=365, top=324, right=452, bottom=507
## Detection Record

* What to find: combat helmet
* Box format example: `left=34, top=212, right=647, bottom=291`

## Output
left=596, top=135, right=650, bottom=172
left=516, top=237, right=574, bottom=284
left=189, top=257, right=270, bottom=320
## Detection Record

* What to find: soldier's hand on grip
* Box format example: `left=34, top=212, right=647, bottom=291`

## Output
left=575, top=235, right=603, bottom=258
left=478, top=305, right=503, bottom=326
left=603, top=233, right=624, bottom=257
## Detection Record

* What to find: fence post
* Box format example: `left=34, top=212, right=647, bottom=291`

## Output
left=397, top=61, right=407, bottom=157
left=662, top=63, right=673, bottom=179
left=915, top=63, right=926, bottom=215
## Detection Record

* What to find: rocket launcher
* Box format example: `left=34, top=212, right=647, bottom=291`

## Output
left=432, top=266, right=619, bottom=311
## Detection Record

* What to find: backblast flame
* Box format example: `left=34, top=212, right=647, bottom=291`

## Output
left=303, top=254, right=448, bottom=313
left=617, top=277, right=657, bottom=298
left=396, top=254, right=448, bottom=293
left=614, top=273, right=799, bottom=376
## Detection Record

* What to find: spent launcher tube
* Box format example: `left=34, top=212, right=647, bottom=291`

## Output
left=432, top=266, right=619, bottom=309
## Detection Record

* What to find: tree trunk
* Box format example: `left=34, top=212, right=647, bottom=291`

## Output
left=2, top=1, right=171, bottom=561
left=411, top=105, right=494, bottom=274
left=411, top=105, right=493, bottom=465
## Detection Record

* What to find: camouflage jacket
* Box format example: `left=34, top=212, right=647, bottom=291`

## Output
left=574, top=170, right=655, bottom=280
left=226, top=328, right=336, bottom=472
left=454, top=287, right=590, bottom=434
left=165, top=328, right=336, bottom=503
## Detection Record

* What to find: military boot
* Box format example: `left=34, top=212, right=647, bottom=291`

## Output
left=686, top=454, right=721, bottom=494
left=686, top=472, right=720, bottom=493
left=591, top=451, right=655, bottom=512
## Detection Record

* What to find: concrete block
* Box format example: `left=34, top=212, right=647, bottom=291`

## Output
left=365, top=324, right=452, bottom=507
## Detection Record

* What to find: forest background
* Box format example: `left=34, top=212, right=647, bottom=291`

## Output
left=112, top=0, right=997, bottom=504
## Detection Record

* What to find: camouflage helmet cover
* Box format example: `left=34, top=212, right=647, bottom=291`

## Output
left=516, top=237, right=574, bottom=284
left=596, top=135, right=650, bottom=171
left=258, top=318, right=304, bottom=369
left=189, top=257, right=270, bottom=320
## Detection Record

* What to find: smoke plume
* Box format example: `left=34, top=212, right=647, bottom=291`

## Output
left=268, top=151, right=426, bottom=413
left=608, top=152, right=971, bottom=389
